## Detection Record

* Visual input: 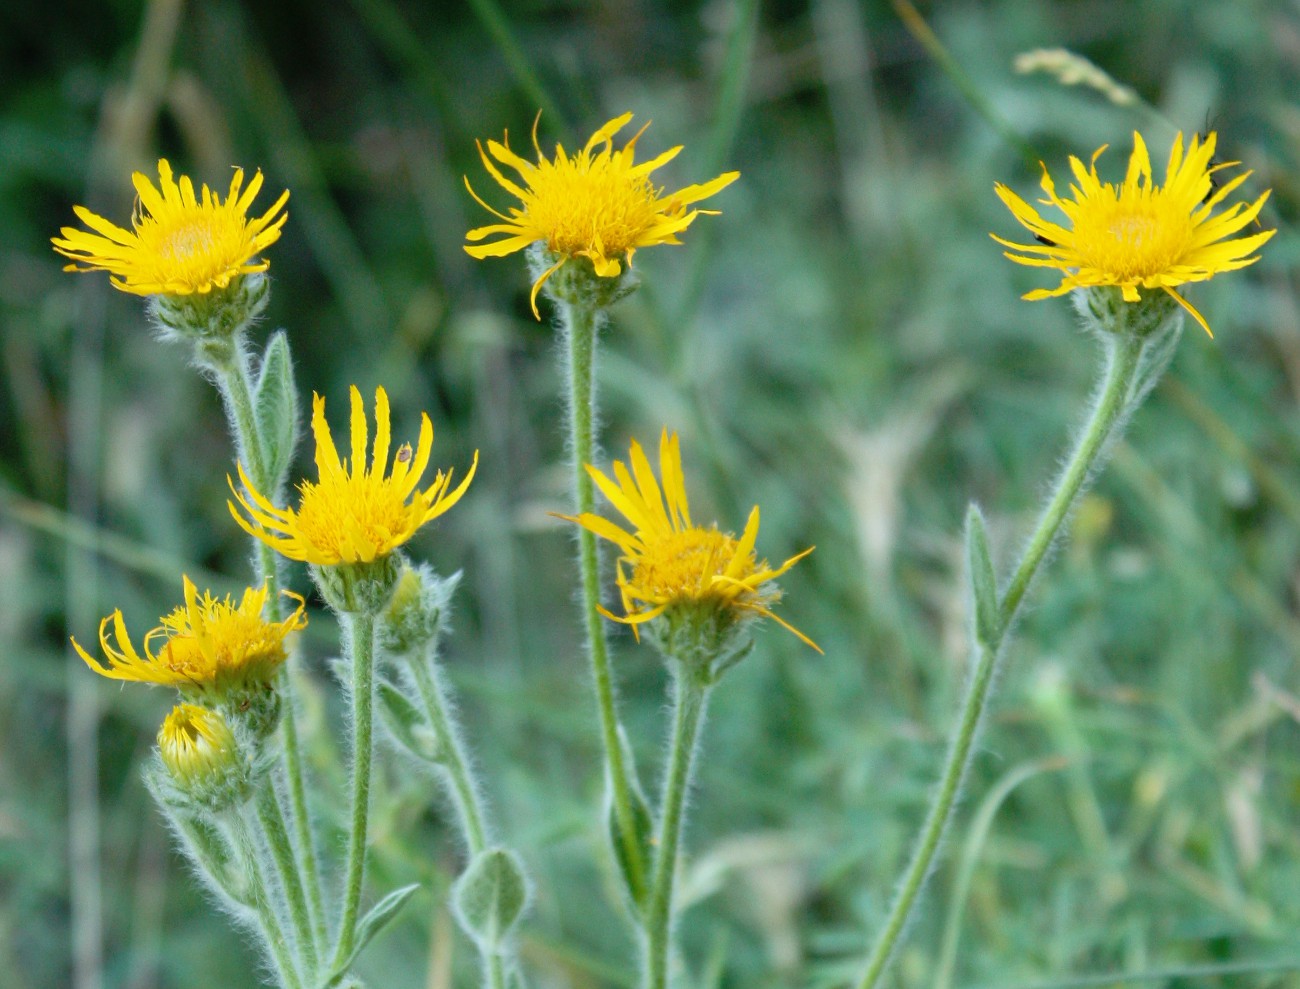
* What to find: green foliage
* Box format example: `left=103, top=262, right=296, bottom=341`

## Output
left=327, top=883, right=421, bottom=986
left=453, top=848, right=529, bottom=953
left=964, top=504, right=999, bottom=647
left=376, top=678, right=441, bottom=763
left=606, top=727, right=656, bottom=915
left=254, top=330, right=300, bottom=492
left=4, top=1, right=1300, bottom=988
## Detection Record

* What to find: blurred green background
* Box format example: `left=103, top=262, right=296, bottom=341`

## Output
left=4, top=0, right=1300, bottom=987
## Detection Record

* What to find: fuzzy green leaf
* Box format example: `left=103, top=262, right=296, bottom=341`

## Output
left=453, top=847, right=529, bottom=952
left=965, top=504, right=999, bottom=647
left=327, top=883, right=420, bottom=984
left=606, top=726, right=655, bottom=914
left=377, top=679, right=440, bottom=762
left=254, top=330, right=299, bottom=490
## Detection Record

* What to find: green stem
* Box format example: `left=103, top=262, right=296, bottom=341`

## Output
left=214, top=348, right=327, bottom=946
left=331, top=610, right=378, bottom=973
left=255, top=784, right=319, bottom=978
left=998, top=335, right=1142, bottom=622
left=410, top=657, right=488, bottom=853
left=854, top=333, right=1144, bottom=989
left=559, top=300, right=650, bottom=908
left=408, top=655, right=506, bottom=989
left=645, top=673, right=709, bottom=989
left=172, top=814, right=248, bottom=908
left=232, top=808, right=304, bottom=989
left=213, top=348, right=276, bottom=608
left=279, top=681, right=328, bottom=949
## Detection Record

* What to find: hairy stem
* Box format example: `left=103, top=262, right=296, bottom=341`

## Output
left=214, top=348, right=326, bottom=945
left=232, top=808, right=304, bottom=989
left=331, top=609, right=378, bottom=973
left=998, top=335, right=1142, bottom=621
left=408, top=654, right=507, bottom=989
left=645, top=673, right=709, bottom=989
left=255, top=784, right=319, bottom=978
left=559, top=299, right=649, bottom=909
left=854, top=332, right=1144, bottom=989
left=213, top=346, right=280, bottom=603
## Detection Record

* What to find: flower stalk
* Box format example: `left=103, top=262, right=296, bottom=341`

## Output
left=855, top=324, right=1151, bottom=989
left=331, top=609, right=379, bottom=974
left=254, top=784, right=320, bottom=979
left=557, top=424, right=817, bottom=989
left=644, top=669, right=709, bottom=989
left=407, top=654, right=508, bottom=989
left=213, top=342, right=327, bottom=948
left=379, top=564, right=525, bottom=989
left=409, top=655, right=487, bottom=854
left=232, top=805, right=305, bottom=989
left=559, top=296, right=650, bottom=911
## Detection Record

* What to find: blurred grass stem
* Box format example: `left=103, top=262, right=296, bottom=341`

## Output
left=856, top=332, right=1144, bottom=989
left=1, top=488, right=230, bottom=589
left=559, top=298, right=650, bottom=911
left=890, top=0, right=1037, bottom=165
left=670, top=0, right=757, bottom=329
left=65, top=3, right=189, bottom=986
left=464, top=0, right=565, bottom=130
left=66, top=261, right=106, bottom=989
left=933, top=757, right=1066, bottom=989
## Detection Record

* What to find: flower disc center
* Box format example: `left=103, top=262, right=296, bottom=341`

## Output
left=529, top=165, right=660, bottom=257
left=157, top=219, right=220, bottom=263
left=294, top=476, right=410, bottom=556
left=1075, top=199, right=1193, bottom=279
left=631, top=527, right=745, bottom=600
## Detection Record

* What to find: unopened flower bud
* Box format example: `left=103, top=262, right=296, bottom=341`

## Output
left=379, top=563, right=460, bottom=656
left=157, top=704, right=252, bottom=812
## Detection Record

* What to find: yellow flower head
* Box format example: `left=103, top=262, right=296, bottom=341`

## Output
left=157, top=704, right=250, bottom=808
left=561, top=430, right=820, bottom=652
left=993, top=131, right=1274, bottom=336
left=52, top=158, right=289, bottom=296
left=73, top=576, right=305, bottom=694
left=157, top=701, right=241, bottom=784
left=464, top=112, right=739, bottom=317
left=230, top=385, right=478, bottom=566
